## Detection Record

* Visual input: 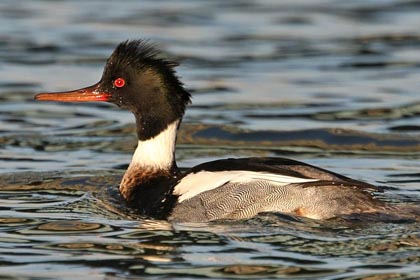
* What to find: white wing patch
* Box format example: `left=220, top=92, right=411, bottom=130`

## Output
left=173, top=171, right=318, bottom=203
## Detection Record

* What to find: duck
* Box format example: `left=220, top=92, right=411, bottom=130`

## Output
left=35, top=40, right=412, bottom=222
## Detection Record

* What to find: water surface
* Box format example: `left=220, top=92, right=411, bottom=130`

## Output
left=1, top=0, right=420, bottom=279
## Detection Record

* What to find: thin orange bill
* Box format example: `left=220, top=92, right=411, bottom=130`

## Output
left=34, top=83, right=111, bottom=102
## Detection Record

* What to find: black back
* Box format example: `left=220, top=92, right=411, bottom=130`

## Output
left=178, top=157, right=380, bottom=192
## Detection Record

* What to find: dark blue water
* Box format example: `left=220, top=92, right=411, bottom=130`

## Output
left=1, top=0, right=420, bottom=279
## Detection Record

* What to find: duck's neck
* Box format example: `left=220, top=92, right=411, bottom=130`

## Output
left=119, top=120, right=180, bottom=202
left=132, top=120, right=179, bottom=171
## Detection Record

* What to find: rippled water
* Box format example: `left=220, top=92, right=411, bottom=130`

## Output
left=1, top=0, right=420, bottom=279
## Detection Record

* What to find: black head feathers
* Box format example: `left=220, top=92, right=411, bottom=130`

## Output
left=107, top=40, right=179, bottom=71
left=99, top=40, right=191, bottom=140
left=36, top=39, right=191, bottom=141
left=102, top=39, right=191, bottom=109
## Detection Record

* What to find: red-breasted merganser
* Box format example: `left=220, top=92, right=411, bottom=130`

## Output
left=34, top=40, right=414, bottom=222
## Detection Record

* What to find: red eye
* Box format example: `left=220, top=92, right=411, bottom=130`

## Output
left=114, top=78, right=125, bottom=88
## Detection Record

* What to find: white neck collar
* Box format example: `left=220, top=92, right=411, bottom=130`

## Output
left=129, top=120, right=179, bottom=171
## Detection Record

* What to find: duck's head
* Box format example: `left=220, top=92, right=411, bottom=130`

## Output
left=35, top=40, right=191, bottom=141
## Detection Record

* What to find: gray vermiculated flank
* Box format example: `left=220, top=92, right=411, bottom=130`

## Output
left=168, top=180, right=387, bottom=222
